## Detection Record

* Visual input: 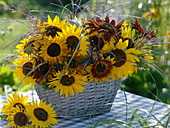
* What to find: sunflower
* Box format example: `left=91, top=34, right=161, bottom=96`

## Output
left=110, top=39, right=143, bottom=78
left=33, top=57, right=56, bottom=84
left=86, top=57, right=116, bottom=83
left=13, top=56, right=36, bottom=85
left=49, top=71, right=87, bottom=97
left=40, top=36, right=68, bottom=64
left=6, top=106, right=31, bottom=128
left=58, top=24, right=89, bottom=56
left=15, top=36, right=41, bottom=56
left=2, top=93, right=29, bottom=116
left=16, top=38, right=33, bottom=55
left=37, top=15, right=69, bottom=38
left=84, top=15, right=124, bottom=41
left=27, top=99, right=58, bottom=128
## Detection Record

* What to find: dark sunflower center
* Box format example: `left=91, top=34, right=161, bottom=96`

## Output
left=46, top=26, right=62, bottom=38
left=98, top=22, right=116, bottom=34
left=96, top=63, right=106, bottom=73
left=14, top=112, right=27, bottom=126
left=112, top=49, right=127, bottom=67
left=22, top=61, right=33, bottom=76
left=47, top=43, right=61, bottom=57
left=66, top=36, right=79, bottom=50
left=89, top=35, right=104, bottom=51
left=68, top=57, right=79, bottom=69
left=13, top=103, right=25, bottom=111
left=34, top=108, right=48, bottom=121
left=39, top=63, right=49, bottom=75
left=60, top=75, right=75, bottom=86
left=24, top=40, right=34, bottom=54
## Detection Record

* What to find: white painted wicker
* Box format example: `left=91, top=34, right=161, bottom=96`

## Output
left=34, top=79, right=122, bottom=118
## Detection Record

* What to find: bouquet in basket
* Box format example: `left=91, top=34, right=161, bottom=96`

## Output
left=1, top=2, right=157, bottom=128
left=13, top=15, right=156, bottom=97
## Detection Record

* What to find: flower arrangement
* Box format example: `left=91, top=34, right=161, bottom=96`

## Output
left=13, top=15, right=156, bottom=97
left=1, top=1, right=158, bottom=127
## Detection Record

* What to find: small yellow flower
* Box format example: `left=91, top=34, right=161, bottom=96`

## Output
left=165, top=30, right=170, bottom=42
left=150, top=8, right=159, bottom=17
left=142, top=8, right=159, bottom=19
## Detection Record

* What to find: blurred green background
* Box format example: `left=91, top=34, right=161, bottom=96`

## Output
left=0, top=0, right=169, bottom=104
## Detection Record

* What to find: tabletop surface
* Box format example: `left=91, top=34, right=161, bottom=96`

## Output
left=0, top=89, right=170, bottom=128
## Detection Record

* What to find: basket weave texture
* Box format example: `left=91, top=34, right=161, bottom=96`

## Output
left=34, top=79, right=122, bottom=118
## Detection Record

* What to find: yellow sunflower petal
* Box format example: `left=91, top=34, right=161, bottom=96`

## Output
left=116, top=39, right=129, bottom=50
left=47, top=15, right=53, bottom=24
left=68, top=86, right=74, bottom=96
left=145, top=55, right=153, bottom=60
left=126, top=48, right=143, bottom=55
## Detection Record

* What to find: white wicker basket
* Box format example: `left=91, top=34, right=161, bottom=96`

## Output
left=34, top=79, right=122, bottom=118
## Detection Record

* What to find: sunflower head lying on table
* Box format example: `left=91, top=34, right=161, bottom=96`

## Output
left=13, top=15, right=156, bottom=98
left=1, top=93, right=58, bottom=128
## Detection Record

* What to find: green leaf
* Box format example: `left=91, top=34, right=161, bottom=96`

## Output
left=128, top=109, right=139, bottom=126
left=79, top=56, right=94, bottom=65
left=164, top=113, right=170, bottom=128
